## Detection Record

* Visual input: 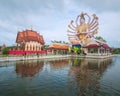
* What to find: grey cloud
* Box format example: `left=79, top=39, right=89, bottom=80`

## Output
left=0, top=0, right=119, bottom=47
left=0, top=0, right=65, bottom=14
left=0, top=0, right=66, bottom=25
left=72, top=0, right=120, bottom=12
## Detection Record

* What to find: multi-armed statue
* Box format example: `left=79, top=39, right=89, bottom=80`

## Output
left=67, top=12, right=99, bottom=46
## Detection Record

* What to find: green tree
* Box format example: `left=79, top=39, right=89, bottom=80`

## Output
left=95, top=36, right=106, bottom=42
left=2, top=48, right=9, bottom=55
left=112, top=48, right=120, bottom=54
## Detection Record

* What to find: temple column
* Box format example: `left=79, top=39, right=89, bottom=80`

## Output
left=52, top=49, right=54, bottom=54
left=105, top=49, right=106, bottom=55
left=98, top=48, right=100, bottom=54
left=39, top=45, right=41, bottom=51
left=31, top=44, right=33, bottom=51
left=34, top=44, right=36, bottom=51
left=29, top=44, right=31, bottom=51
left=103, top=48, right=105, bottom=55
left=36, top=44, right=38, bottom=51
left=25, top=44, right=27, bottom=51
left=29, top=42, right=31, bottom=51
left=28, top=43, right=30, bottom=51
left=37, top=44, right=39, bottom=51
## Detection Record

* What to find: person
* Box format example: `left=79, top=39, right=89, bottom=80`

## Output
left=37, top=52, right=39, bottom=58
left=32, top=52, right=34, bottom=57
left=24, top=51, right=27, bottom=59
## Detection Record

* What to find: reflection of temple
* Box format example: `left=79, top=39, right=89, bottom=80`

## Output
left=69, top=58, right=113, bottom=96
left=16, top=29, right=45, bottom=51
left=49, top=59, right=69, bottom=69
left=15, top=60, right=44, bottom=77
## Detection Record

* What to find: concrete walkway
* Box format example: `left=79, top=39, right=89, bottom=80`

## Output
left=0, top=54, right=115, bottom=62
left=0, top=55, right=71, bottom=62
left=72, top=54, right=115, bottom=59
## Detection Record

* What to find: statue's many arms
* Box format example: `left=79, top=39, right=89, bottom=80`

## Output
left=67, top=12, right=99, bottom=46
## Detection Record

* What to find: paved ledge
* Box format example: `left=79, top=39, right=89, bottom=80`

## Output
left=0, top=55, right=71, bottom=62
left=0, top=54, right=115, bottom=62
left=72, top=54, right=115, bottom=59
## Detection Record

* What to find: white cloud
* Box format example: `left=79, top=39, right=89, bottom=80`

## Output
left=98, top=12, right=120, bottom=41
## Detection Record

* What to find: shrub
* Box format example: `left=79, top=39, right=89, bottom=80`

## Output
left=2, top=48, right=9, bottom=55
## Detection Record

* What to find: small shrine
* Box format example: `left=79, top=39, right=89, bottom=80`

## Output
left=47, top=41, right=69, bottom=55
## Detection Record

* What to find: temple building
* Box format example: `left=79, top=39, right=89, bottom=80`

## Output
left=47, top=42, right=69, bottom=54
left=16, top=29, right=45, bottom=51
left=83, top=39, right=111, bottom=55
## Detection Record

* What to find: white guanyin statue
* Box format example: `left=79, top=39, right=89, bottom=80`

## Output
left=67, top=12, right=99, bottom=46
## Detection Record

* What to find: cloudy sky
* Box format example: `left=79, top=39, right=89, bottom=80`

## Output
left=0, top=0, right=120, bottom=47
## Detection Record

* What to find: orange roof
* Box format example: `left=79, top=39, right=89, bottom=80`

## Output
left=48, top=43, right=69, bottom=50
left=16, top=29, right=45, bottom=45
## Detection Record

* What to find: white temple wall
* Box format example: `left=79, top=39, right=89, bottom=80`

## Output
left=24, top=41, right=42, bottom=51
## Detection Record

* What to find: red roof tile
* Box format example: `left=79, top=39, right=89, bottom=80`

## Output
left=16, top=29, right=45, bottom=45
left=83, top=44, right=100, bottom=48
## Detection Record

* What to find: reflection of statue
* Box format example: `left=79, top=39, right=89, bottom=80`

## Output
left=15, top=60, right=44, bottom=77
left=69, top=58, right=113, bottom=96
left=67, top=12, right=99, bottom=46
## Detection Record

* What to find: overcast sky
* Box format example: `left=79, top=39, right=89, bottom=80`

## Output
left=0, top=0, right=120, bottom=47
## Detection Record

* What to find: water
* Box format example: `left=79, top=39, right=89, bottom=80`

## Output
left=0, top=56, right=120, bottom=96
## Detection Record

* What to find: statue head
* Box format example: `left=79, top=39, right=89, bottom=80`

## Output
left=80, top=13, right=85, bottom=25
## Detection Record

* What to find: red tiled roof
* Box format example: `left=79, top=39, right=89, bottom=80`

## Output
left=83, top=43, right=110, bottom=49
left=83, top=39, right=111, bottom=49
left=16, top=29, right=45, bottom=45
left=83, top=44, right=100, bottom=48
left=102, top=44, right=110, bottom=49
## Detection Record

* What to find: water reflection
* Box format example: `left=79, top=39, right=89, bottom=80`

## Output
left=48, top=59, right=69, bottom=69
left=69, top=58, right=113, bottom=96
left=1, top=57, right=119, bottom=96
left=15, top=60, right=44, bottom=77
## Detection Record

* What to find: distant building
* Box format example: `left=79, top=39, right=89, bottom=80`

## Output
left=1, top=44, right=6, bottom=50
left=16, top=29, right=45, bottom=51
left=0, top=44, right=6, bottom=54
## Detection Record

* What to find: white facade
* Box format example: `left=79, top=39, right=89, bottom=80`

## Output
left=24, top=41, right=42, bottom=51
